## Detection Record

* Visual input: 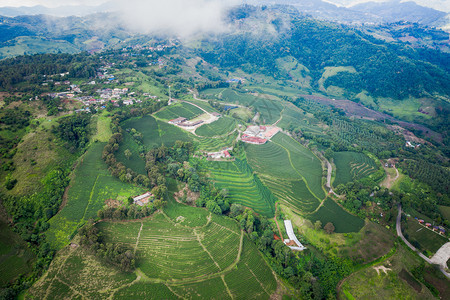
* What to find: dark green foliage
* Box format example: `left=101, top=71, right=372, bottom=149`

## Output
left=54, top=113, right=91, bottom=151
left=0, top=108, right=31, bottom=129
left=200, top=10, right=450, bottom=99
left=233, top=208, right=353, bottom=299
left=400, top=160, right=449, bottom=195
left=0, top=53, right=99, bottom=91
left=78, top=221, right=135, bottom=272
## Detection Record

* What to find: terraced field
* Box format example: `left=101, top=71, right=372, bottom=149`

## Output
left=260, top=176, right=318, bottom=213
left=272, top=133, right=324, bottom=199
left=333, top=151, right=378, bottom=186
left=195, top=116, right=236, bottom=137
left=246, top=132, right=324, bottom=201
left=155, top=102, right=203, bottom=120
left=28, top=205, right=277, bottom=299
left=195, top=131, right=238, bottom=152
left=207, top=160, right=276, bottom=217
left=46, top=142, right=146, bottom=249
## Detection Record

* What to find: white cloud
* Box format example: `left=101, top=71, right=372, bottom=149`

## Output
left=0, top=1, right=108, bottom=7
left=119, top=0, right=240, bottom=37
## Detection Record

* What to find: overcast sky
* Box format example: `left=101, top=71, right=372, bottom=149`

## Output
left=2, top=0, right=448, bottom=13
left=0, top=0, right=108, bottom=7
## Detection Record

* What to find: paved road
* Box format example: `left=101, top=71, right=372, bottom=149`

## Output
left=396, top=204, right=450, bottom=279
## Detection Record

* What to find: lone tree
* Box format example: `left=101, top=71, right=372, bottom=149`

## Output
left=124, top=149, right=132, bottom=160
left=324, top=222, right=335, bottom=234
left=314, top=220, right=322, bottom=230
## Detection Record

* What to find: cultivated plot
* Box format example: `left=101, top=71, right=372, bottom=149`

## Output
left=29, top=206, right=277, bottom=299
left=333, top=151, right=378, bottom=186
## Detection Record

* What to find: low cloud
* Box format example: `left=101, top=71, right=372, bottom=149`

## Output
left=119, top=0, right=240, bottom=37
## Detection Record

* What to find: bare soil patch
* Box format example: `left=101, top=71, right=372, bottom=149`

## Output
left=174, top=184, right=199, bottom=205
left=105, top=199, right=121, bottom=208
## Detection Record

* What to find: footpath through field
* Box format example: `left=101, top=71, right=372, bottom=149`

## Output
left=396, top=204, right=450, bottom=279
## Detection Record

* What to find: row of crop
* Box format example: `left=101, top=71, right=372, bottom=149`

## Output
left=272, top=133, right=325, bottom=199
left=195, top=131, right=237, bottom=152
left=115, top=283, right=177, bottom=299
left=170, top=277, right=230, bottom=299
left=201, top=222, right=240, bottom=269
left=209, top=161, right=275, bottom=216
left=224, top=238, right=274, bottom=299
left=195, top=116, right=236, bottom=137
left=155, top=102, right=204, bottom=120
left=262, top=177, right=319, bottom=213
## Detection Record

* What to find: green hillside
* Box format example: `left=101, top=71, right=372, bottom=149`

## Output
left=27, top=206, right=277, bottom=299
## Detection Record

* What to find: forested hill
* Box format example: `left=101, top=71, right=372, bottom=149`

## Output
left=198, top=5, right=450, bottom=100
left=0, top=4, right=449, bottom=101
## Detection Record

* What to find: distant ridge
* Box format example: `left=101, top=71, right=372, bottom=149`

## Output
left=0, top=2, right=117, bottom=17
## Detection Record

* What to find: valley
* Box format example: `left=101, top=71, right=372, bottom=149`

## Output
left=0, top=2, right=449, bottom=299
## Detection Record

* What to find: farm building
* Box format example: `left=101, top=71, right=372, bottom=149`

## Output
left=418, top=219, right=424, bottom=224
left=241, top=134, right=267, bottom=145
left=425, top=223, right=432, bottom=228
left=211, top=112, right=222, bottom=117
left=169, top=117, right=187, bottom=124
left=283, top=220, right=306, bottom=251
left=133, top=192, right=153, bottom=206
left=179, top=120, right=204, bottom=127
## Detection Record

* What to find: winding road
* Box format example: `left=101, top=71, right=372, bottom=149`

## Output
left=396, top=204, right=450, bottom=279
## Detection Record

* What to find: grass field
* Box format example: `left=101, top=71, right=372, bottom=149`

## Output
left=115, top=130, right=146, bottom=175
left=207, top=160, right=276, bottom=217
left=92, top=114, right=113, bottom=143
left=0, top=220, right=35, bottom=286
left=46, top=142, right=146, bottom=249
left=154, top=102, right=203, bottom=120
left=309, top=198, right=364, bottom=233
left=201, top=88, right=283, bottom=125
left=122, top=116, right=192, bottom=149
left=28, top=204, right=278, bottom=299
left=275, top=56, right=312, bottom=88
left=333, top=151, right=378, bottom=186
left=402, top=218, right=448, bottom=254
left=0, top=36, right=79, bottom=60
left=339, top=245, right=436, bottom=299
left=438, top=205, right=450, bottom=222
left=195, top=116, right=236, bottom=137
left=8, top=128, right=75, bottom=197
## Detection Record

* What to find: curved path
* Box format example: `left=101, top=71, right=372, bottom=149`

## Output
left=396, top=204, right=450, bottom=279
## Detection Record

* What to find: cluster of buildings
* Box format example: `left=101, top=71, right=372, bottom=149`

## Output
left=241, top=125, right=281, bottom=145
left=207, top=149, right=232, bottom=160
left=416, top=218, right=446, bottom=235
